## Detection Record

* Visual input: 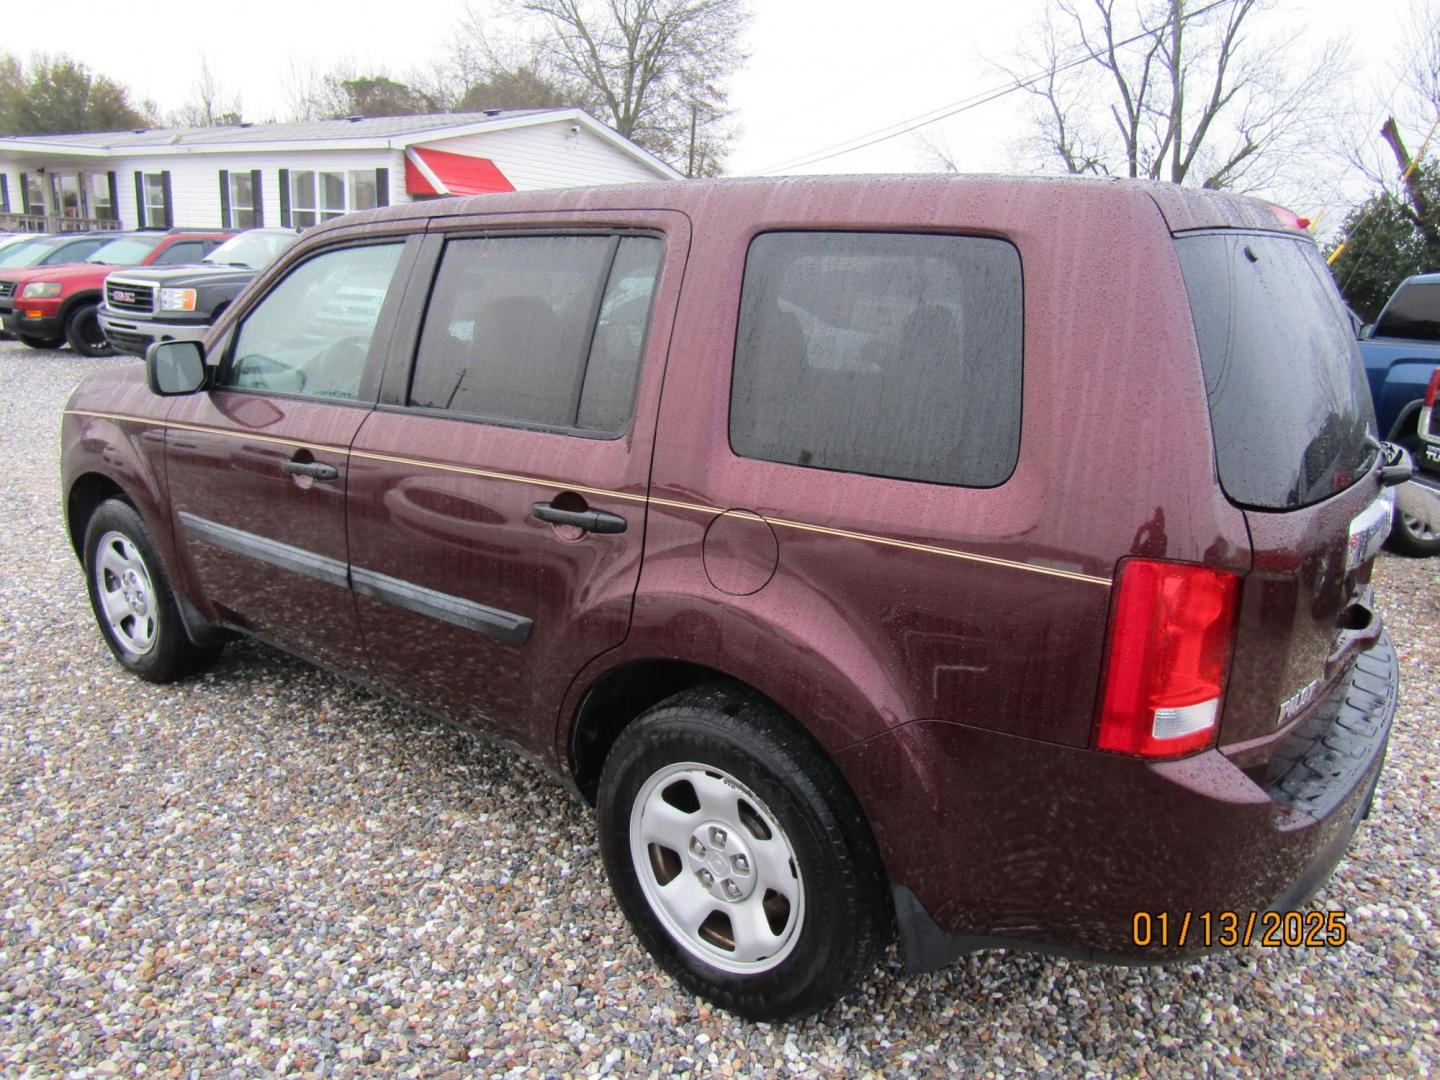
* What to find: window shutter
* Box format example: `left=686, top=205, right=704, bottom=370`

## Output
left=251, top=169, right=264, bottom=226
left=375, top=167, right=389, bottom=207
left=219, top=170, right=232, bottom=228
left=133, top=171, right=146, bottom=227
left=160, top=171, right=174, bottom=227
left=19, top=171, right=30, bottom=214
left=0, top=174, right=9, bottom=214
left=278, top=168, right=291, bottom=227
left=106, top=172, right=118, bottom=221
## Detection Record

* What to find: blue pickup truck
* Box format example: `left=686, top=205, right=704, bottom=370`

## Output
left=1361, top=272, right=1440, bottom=554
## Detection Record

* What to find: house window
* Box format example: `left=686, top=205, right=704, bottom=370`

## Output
left=143, top=172, right=171, bottom=227
left=319, top=171, right=346, bottom=221
left=229, top=172, right=257, bottom=229
left=349, top=170, right=378, bottom=211
left=87, top=173, right=116, bottom=221
left=290, top=170, right=317, bottom=228
left=23, top=173, right=45, bottom=215
left=50, top=173, right=82, bottom=218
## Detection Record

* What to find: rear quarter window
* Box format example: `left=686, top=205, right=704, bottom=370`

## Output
left=729, top=231, right=1023, bottom=487
left=1175, top=232, right=1375, bottom=511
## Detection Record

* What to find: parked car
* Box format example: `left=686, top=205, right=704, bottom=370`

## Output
left=0, top=232, right=112, bottom=339
left=1359, top=272, right=1440, bottom=554
left=60, top=176, right=1403, bottom=1021
left=100, top=228, right=300, bottom=357
left=0, top=229, right=233, bottom=355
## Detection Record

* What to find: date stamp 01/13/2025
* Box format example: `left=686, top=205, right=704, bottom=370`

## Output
left=1131, top=910, right=1349, bottom=949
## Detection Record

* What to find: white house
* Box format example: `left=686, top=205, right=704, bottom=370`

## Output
left=0, top=109, right=682, bottom=233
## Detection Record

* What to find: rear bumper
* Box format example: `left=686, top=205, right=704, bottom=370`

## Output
left=98, top=310, right=209, bottom=357
left=840, top=633, right=1398, bottom=971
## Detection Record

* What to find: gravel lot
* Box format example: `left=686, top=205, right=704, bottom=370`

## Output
left=0, top=338, right=1436, bottom=1078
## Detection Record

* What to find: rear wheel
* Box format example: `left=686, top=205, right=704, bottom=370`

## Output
left=65, top=302, right=117, bottom=357
left=597, top=685, right=890, bottom=1021
left=18, top=334, right=64, bottom=349
left=83, top=498, right=222, bottom=681
left=1386, top=436, right=1440, bottom=558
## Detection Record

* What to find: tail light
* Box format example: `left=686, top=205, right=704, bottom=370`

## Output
left=1096, top=559, right=1241, bottom=758
left=1426, top=368, right=1440, bottom=408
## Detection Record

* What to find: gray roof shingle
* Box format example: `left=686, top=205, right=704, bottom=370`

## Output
left=0, top=110, right=558, bottom=149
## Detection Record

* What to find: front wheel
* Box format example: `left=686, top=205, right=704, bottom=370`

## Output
left=597, top=686, right=891, bottom=1021
left=83, top=499, right=222, bottom=681
left=65, top=302, right=117, bottom=357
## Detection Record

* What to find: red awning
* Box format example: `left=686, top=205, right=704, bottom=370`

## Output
left=404, top=147, right=515, bottom=196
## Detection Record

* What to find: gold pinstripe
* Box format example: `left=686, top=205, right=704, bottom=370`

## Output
left=65, top=409, right=1112, bottom=587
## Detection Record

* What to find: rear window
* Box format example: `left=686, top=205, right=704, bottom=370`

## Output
left=730, top=231, right=1023, bottom=487
left=1175, top=232, right=1375, bottom=511
left=1373, top=280, right=1440, bottom=341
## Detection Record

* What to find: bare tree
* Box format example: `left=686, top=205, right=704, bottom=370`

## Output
left=169, top=54, right=242, bottom=127
left=506, top=0, right=750, bottom=174
left=1004, top=0, right=1347, bottom=192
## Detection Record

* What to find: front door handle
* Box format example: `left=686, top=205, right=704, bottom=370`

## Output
left=532, top=501, right=627, bottom=534
left=282, top=459, right=339, bottom=481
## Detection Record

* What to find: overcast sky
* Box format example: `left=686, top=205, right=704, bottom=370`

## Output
left=4, top=0, right=1423, bottom=218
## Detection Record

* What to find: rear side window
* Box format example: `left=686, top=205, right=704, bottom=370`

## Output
left=1373, top=280, right=1440, bottom=341
left=409, top=235, right=662, bottom=433
left=729, top=231, right=1023, bottom=487
left=1175, top=233, right=1375, bottom=510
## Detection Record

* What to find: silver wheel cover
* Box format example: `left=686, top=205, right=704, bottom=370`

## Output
left=93, top=530, right=158, bottom=657
left=629, top=761, right=805, bottom=975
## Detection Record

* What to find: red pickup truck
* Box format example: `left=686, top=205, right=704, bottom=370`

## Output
left=0, top=230, right=233, bottom=355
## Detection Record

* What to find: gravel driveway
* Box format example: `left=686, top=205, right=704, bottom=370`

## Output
left=0, top=339, right=1436, bottom=1078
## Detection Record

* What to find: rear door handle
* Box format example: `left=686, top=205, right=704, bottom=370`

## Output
left=532, top=501, right=627, bottom=534
left=282, top=459, right=340, bottom=481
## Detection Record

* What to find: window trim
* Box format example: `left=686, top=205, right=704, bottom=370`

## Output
left=725, top=227, right=1026, bottom=490
left=215, top=233, right=424, bottom=407
left=386, top=227, right=667, bottom=441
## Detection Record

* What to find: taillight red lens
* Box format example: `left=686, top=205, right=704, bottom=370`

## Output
left=1426, top=367, right=1440, bottom=408
left=1097, top=559, right=1241, bottom=758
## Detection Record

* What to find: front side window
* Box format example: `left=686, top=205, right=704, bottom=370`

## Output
left=225, top=242, right=404, bottom=400
left=408, top=234, right=663, bottom=433
left=1373, top=280, right=1440, bottom=341
left=730, top=231, right=1024, bottom=487
left=154, top=240, right=205, bottom=266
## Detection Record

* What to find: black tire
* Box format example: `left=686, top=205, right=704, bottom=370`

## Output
left=18, top=334, right=64, bottom=349
left=83, top=498, right=222, bottom=682
left=597, top=684, right=891, bottom=1021
left=65, top=302, right=117, bottom=357
left=1386, top=436, right=1440, bottom=557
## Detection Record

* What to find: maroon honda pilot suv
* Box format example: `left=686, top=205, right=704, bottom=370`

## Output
left=60, top=176, right=1403, bottom=1021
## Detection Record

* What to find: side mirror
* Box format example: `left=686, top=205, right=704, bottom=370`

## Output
left=146, top=340, right=207, bottom=396
left=1360, top=323, right=1375, bottom=340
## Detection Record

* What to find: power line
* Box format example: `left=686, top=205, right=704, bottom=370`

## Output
left=753, top=0, right=1236, bottom=175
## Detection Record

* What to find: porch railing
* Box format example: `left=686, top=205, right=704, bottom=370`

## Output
left=0, top=213, right=123, bottom=234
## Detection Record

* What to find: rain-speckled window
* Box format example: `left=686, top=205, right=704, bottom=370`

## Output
left=729, top=231, right=1023, bottom=487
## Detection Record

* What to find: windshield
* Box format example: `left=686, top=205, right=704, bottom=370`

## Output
left=0, top=238, right=62, bottom=268
left=203, top=231, right=297, bottom=270
left=1176, top=232, right=1376, bottom=511
left=85, top=236, right=162, bottom=265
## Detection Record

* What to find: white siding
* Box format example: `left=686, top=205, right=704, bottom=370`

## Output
left=418, top=120, right=665, bottom=192
left=105, top=149, right=407, bottom=231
